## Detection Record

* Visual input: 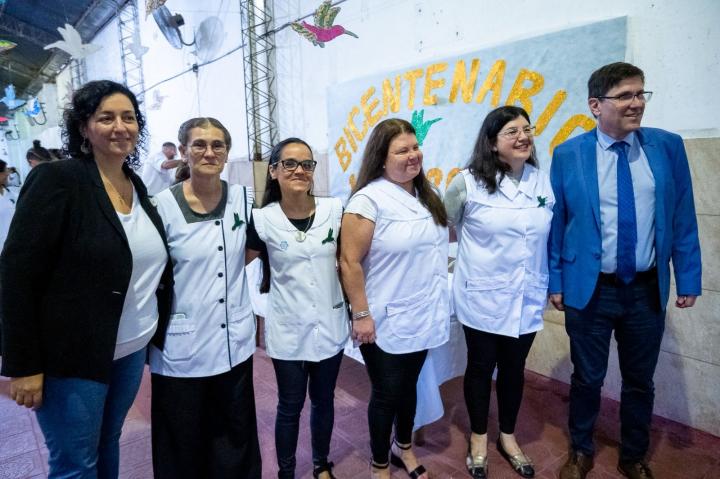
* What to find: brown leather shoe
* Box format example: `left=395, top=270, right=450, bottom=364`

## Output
left=618, top=460, right=654, bottom=479
left=559, top=452, right=593, bottom=479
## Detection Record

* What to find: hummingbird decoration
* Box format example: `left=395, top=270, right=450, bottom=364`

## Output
left=291, top=1, right=358, bottom=48
left=1, top=85, right=25, bottom=110
left=411, top=109, right=442, bottom=146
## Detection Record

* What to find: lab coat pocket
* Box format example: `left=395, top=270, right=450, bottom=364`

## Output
left=385, top=289, right=437, bottom=339
left=228, top=304, right=256, bottom=345
left=163, top=314, right=196, bottom=361
left=465, top=276, right=514, bottom=320
left=524, top=272, right=549, bottom=321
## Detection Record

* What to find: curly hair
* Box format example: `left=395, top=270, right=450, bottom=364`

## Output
left=62, top=80, right=147, bottom=169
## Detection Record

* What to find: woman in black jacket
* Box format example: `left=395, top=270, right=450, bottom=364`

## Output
left=0, top=80, right=173, bottom=479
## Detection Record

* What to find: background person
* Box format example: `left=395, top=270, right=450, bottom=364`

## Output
left=148, top=118, right=261, bottom=479
left=0, top=79, right=173, bottom=479
left=141, top=141, right=181, bottom=195
left=444, top=106, right=553, bottom=479
left=25, top=139, right=52, bottom=168
left=340, top=118, right=449, bottom=479
left=550, top=62, right=702, bottom=479
left=247, top=137, right=349, bottom=479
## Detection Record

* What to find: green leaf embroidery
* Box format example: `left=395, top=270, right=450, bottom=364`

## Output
left=537, top=196, right=547, bottom=208
left=411, top=109, right=442, bottom=146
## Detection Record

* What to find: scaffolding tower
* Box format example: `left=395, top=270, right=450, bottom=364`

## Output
left=69, top=58, right=87, bottom=90
left=240, top=0, right=278, bottom=162
left=117, top=0, right=146, bottom=107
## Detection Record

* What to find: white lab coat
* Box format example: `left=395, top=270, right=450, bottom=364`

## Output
left=350, top=178, right=450, bottom=354
left=0, top=187, right=17, bottom=252
left=253, top=197, right=349, bottom=361
left=148, top=184, right=256, bottom=377
left=453, top=166, right=554, bottom=337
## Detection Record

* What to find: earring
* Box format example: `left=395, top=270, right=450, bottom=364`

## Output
left=80, top=137, right=92, bottom=155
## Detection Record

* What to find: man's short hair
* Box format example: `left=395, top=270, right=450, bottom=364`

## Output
left=162, top=142, right=176, bottom=149
left=588, top=62, right=645, bottom=99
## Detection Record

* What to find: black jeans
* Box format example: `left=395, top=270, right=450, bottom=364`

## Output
left=463, top=326, right=536, bottom=435
left=272, top=351, right=343, bottom=479
left=360, top=342, right=428, bottom=465
left=564, top=272, right=665, bottom=461
left=151, top=356, right=261, bottom=479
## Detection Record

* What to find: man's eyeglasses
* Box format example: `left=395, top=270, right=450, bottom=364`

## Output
left=596, top=91, right=653, bottom=105
left=189, top=141, right=228, bottom=155
left=498, top=125, right=536, bottom=140
left=278, top=159, right=317, bottom=172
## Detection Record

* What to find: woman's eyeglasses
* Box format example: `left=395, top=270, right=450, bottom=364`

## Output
left=278, top=159, right=317, bottom=172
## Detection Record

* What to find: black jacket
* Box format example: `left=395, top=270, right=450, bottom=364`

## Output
left=0, top=158, right=173, bottom=383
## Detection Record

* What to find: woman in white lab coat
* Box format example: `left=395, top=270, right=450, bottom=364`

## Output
left=340, top=118, right=449, bottom=479
left=148, top=117, right=261, bottom=479
left=0, top=160, right=17, bottom=253
left=247, top=137, right=349, bottom=479
left=444, top=106, right=554, bottom=479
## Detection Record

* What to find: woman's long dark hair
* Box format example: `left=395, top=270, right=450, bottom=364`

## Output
left=259, top=137, right=315, bottom=293
left=62, top=80, right=147, bottom=169
left=466, top=105, right=538, bottom=194
left=352, top=118, right=447, bottom=226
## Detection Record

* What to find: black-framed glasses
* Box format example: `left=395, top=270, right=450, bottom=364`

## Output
left=278, top=159, right=317, bottom=172
left=597, top=91, right=653, bottom=105
left=189, top=140, right=227, bottom=155
left=498, top=125, right=536, bottom=139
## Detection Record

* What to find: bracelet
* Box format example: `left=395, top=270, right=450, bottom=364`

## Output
left=351, top=310, right=371, bottom=321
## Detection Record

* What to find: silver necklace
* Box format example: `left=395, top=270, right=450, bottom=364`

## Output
left=294, top=212, right=315, bottom=242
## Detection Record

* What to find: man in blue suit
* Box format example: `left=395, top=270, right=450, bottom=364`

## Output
left=550, top=62, right=701, bottom=479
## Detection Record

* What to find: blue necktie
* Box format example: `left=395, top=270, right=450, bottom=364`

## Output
left=613, top=141, right=636, bottom=284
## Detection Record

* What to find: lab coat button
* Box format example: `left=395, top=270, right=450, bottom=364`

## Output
left=218, top=272, right=223, bottom=278
left=221, top=323, right=226, bottom=328
left=219, top=298, right=225, bottom=304
left=215, top=220, right=221, bottom=225
left=218, top=246, right=224, bottom=251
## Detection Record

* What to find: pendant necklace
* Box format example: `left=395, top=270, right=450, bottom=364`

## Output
left=295, top=212, right=315, bottom=242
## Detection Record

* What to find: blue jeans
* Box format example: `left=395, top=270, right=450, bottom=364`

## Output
left=36, top=348, right=147, bottom=479
left=272, top=351, right=343, bottom=479
left=565, top=272, right=665, bottom=461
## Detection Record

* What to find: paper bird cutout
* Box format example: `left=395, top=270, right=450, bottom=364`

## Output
left=129, top=29, right=149, bottom=60
left=145, top=0, right=168, bottom=19
left=0, top=39, right=17, bottom=54
left=291, top=0, right=357, bottom=48
left=411, top=109, right=441, bottom=146
left=1, top=85, right=26, bottom=110
left=44, top=24, right=102, bottom=59
left=147, top=90, right=167, bottom=111
left=24, top=98, right=42, bottom=117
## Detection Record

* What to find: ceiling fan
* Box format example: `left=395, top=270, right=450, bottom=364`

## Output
left=152, top=5, right=225, bottom=62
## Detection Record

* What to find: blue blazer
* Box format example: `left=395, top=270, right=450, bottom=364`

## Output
left=548, top=127, right=701, bottom=310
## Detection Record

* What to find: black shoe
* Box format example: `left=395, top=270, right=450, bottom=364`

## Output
left=465, top=444, right=488, bottom=479
left=313, top=461, right=337, bottom=479
left=618, top=460, right=654, bottom=479
left=496, top=438, right=534, bottom=478
left=390, top=439, right=427, bottom=479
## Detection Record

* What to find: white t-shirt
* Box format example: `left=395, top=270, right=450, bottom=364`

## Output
left=113, top=188, right=168, bottom=359
left=141, top=152, right=176, bottom=196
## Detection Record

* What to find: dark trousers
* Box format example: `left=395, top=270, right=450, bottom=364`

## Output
left=360, top=342, right=428, bottom=465
left=272, top=351, right=343, bottom=479
left=565, top=272, right=665, bottom=461
left=150, top=356, right=262, bottom=479
left=463, top=326, right=536, bottom=435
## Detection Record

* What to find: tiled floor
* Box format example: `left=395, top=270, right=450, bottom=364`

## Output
left=1, top=348, right=718, bottom=478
